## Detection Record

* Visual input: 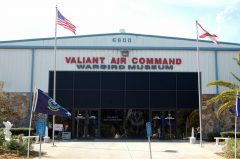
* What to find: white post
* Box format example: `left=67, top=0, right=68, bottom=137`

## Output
left=235, top=91, right=239, bottom=159
left=196, top=20, right=203, bottom=147
left=27, top=112, right=33, bottom=158
left=44, top=126, right=50, bottom=143
left=148, top=136, right=152, bottom=159
left=39, top=134, right=42, bottom=159
left=235, top=116, right=237, bottom=159
left=190, top=127, right=196, bottom=144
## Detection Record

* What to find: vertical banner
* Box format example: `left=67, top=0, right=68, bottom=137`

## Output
left=146, top=122, right=152, bottom=137
left=146, top=122, right=152, bottom=159
left=36, top=120, right=46, bottom=136
left=36, top=113, right=47, bottom=159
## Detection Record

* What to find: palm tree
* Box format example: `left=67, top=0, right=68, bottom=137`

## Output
left=207, top=54, right=240, bottom=119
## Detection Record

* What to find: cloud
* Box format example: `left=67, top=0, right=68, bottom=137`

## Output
left=215, top=0, right=240, bottom=43
left=161, top=0, right=227, bottom=7
left=216, top=0, right=240, bottom=23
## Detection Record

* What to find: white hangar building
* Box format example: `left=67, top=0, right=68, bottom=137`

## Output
left=0, top=33, right=239, bottom=139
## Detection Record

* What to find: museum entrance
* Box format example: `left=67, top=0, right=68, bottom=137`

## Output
left=99, top=109, right=149, bottom=138
left=49, top=71, right=199, bottom=139
left=151, top=110, right=176, bottom=139
left=75, top=110, right=99, bottom=138
left=75, top=109, right=149, bottom=139
left=73, top=109, right=194, bottom=139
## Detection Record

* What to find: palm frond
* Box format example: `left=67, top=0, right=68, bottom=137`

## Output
left=231, top=72, right=240, bottom=82
left=207, top=89, right=236, bottom=105
left=216, top=100, right=236, bottom=119
left=207, top=81, right=239, bottom=89
left=233, top=53, right=240, bottom=66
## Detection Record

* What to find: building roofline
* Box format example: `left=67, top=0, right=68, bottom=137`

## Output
left=0, top=45, right=239, bottom=51
left=0, top=32, right=240, bottom=46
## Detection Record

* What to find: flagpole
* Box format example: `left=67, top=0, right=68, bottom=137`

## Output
left=235, top=91, right=239, bottom=159
left=235, top=116, right=237, bottom=159
left=196, top=20, right=203, bottom=147
left=27, top=101, right=33, bottom=158
left=52, top=5, right=58, bottom=146
left=27, top=89, right=37, bottom=158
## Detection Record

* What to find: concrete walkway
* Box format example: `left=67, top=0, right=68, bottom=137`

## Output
left=33, top=140, right=225, bottom=159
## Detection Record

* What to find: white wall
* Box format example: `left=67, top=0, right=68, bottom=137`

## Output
left=33, top=49, right=218, bottom=94
left=1, top=48, right=239, bottom=94
left=217, top=51, right=239, bottom=93
left=0, top=49, right=32, bottom=92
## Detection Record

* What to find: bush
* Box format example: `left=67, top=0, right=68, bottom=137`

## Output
left=207, top=132, right=220, bottom=141
left=3, top=139, right=31, bottom=155
left=0, top=130, right=5, bottom=146
left=220, top=131, right=240, bottom=138
left=0, top=128, right=34, bottom=136
left=3, top=139, right=19, bottom=150
left=224, top=139, right=240, bottom=158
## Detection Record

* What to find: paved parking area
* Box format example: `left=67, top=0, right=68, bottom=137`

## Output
left=33, top=140, right=225, bottom=159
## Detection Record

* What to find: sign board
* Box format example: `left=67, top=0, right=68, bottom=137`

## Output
left=62, top=132, right=71, bottom=140
left=146, top=122, right=152, bottom=137
left=54, top=124, right=63, bottom=131
left=36, top=120, right=46, bottom=136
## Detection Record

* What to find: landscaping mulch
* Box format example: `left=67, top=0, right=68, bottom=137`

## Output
left=0, top=149, right=41, bottom=159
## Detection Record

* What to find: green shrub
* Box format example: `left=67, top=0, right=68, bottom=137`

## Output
left=3, top=139, right=19, bottom=150
left=224, top=139, right=240, bottom=158
left=3, top=139, right=31, bottom=155
left=17, top=142, right=28, bottom=155
left=207, top=132, right=220, bottom=141
left=220, top=131, right=240, bottom=138
left=0, top=128, right=34, bottom=136
left=0, top=130, right=5, bottom=146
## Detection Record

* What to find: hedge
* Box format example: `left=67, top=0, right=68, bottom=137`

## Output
left=207, top=132, right=220, bottom=141
left=0, top=128, right=35, bottom=136
left=220, top=131, right=240, bottom=138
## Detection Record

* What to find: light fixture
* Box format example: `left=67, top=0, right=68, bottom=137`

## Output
left=120, top=50, right=129, bottom=57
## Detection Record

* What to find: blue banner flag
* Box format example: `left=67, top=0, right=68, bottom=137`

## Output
left=36, top=120, right=46, bottom=136
left=146, top=122, right=152, bottom=137
left=236, top=96, right=240, bottom=117
left=33, top=89, right=71, bottom=118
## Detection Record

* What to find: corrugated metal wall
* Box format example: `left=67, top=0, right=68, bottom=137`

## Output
left=1, top=48, right=238, bottom=94
left=0, top=49, right=32, bottom=92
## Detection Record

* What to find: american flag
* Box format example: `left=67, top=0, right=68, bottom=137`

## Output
left=57, top=9, right=76, bottom=34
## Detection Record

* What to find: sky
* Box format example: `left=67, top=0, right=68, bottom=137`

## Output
left=1, top=0, right=240, bottom=43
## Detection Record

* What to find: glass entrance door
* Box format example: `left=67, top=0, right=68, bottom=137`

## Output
left=152, top=110, right=176, bottom=139
left=124, top=109, right=149, bottom=138
left=101, top=109, right=124, bottom=138
left=75, top=110, right=98, bottom=138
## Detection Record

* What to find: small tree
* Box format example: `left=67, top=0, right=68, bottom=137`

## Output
left=207, top=54, right=240, bottom=119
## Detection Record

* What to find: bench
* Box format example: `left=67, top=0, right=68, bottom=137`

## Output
left=22, top=136, right=40, bottom=144
left=214, top=137, right=230, bottom=145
